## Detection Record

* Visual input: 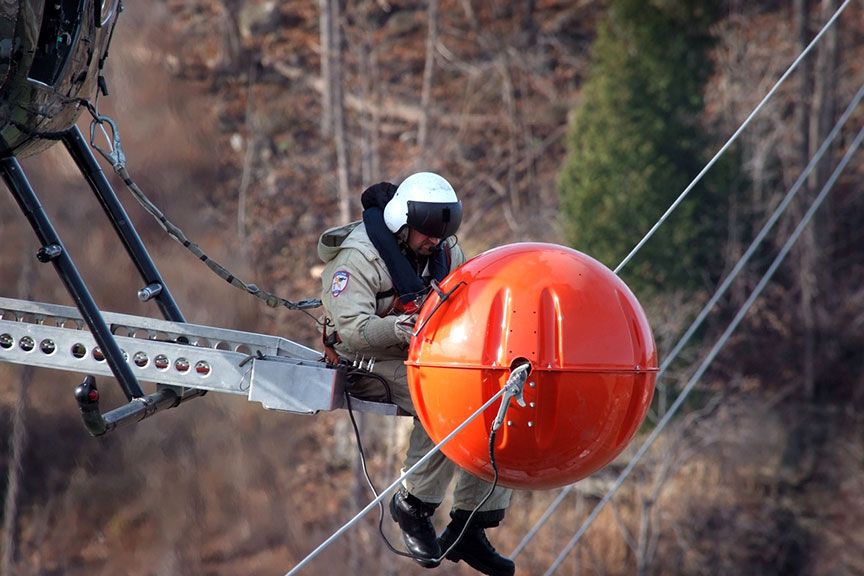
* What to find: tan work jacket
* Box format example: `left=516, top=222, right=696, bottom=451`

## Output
left=317, top=221, right=465, bottom=361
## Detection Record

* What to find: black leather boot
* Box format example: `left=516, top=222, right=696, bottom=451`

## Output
left=389, top=488, right=441, bottom=568
left=438, top=509, right=515, bottom=576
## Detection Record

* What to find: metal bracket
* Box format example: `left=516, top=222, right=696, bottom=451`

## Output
left=413, top=280, right=466, bottom=336
left=492, top=362, right=531, bottom=432
left=0, top=297, right=403, bottom=434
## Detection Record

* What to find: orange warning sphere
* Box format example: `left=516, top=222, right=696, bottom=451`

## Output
left=407, top=243, right=657, bottom=490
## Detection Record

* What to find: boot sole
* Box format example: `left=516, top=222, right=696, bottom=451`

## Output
left=444, top=551, right=515, bottom=576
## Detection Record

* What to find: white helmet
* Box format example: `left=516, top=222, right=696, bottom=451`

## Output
left=383, top=172, right=463, bottom=237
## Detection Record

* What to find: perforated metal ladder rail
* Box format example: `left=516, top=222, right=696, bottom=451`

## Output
left=0, top=297, right=401, bottom=423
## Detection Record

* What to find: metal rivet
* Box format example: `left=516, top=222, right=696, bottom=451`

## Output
left=529, top=381, right=536, bottom=388
left=527, top=421, right=534, bottom=427
left=506, top=420, right=512, bottom=427
left=529, top=401, right=536, bottom=408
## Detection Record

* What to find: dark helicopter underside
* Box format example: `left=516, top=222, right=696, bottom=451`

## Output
left=0, top=0, right=199, bottom=435
left=0, top=0, right=117, bottom=158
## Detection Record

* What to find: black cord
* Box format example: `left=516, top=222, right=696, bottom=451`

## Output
left=434, top=429, right=500, bottom=563
left=412, top=281, right=466, bottom=335
left=94, top=0, right=123, bottom=103
left=343, top=388, right=502, bottom=565
left=345, top=368, right=394, bottom=405
left=343, top=390, right=411, bottom=558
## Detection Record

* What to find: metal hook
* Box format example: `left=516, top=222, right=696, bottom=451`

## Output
left=88, top=114, right=126, bottom=170
left=492, top=362, right=531, bottom=432
left=412, top=280, right=466, bottom=337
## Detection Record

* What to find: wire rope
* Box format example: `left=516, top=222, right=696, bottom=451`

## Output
left=543, top=124, right=864, bottom=576
left=510, top=79, right=864, bottom=559
left=510, top=484, right=575, bottom=558
left=284, top=385, right=510, bottom=576
left=613, top=0, right=855, bottom=275
left=511, top=0, right=860, bottom=557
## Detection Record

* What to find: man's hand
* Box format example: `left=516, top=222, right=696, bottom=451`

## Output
left=394, top=314, right=417, bottom=345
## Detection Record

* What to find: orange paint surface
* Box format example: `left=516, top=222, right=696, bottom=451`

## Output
left=407, top=243, right=657, bottom=489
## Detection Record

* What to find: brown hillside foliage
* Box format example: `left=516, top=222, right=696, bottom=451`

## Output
left=1, top=1, right=863, bottom=575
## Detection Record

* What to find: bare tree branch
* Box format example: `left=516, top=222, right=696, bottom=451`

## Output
left=319, top=0, right=334, bottom=137
left=418, top=0, right=438, bottom=152
left=237, top=62, right=258, bottom=240
left=331, top=0, right=352, bottom=224
left=266, top=58, right=498, bottom=127
left=1, top=258, right=35, bottom=575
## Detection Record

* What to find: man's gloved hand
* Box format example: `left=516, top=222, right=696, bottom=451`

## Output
left=394, top=314, right=417, bottom=345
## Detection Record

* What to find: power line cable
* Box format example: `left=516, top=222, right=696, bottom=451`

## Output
left=343, top=386, right=503, bottom=565
left=281, top=2, right=857, bottom=571
left=510, top=484, right=575, bottom=558
left=651, top=81, right=864, bottom=387
left=511, top=4, right=863, bottom=556
left=284, top=384, right=512, bottom=575
left=543, top=123, right=864, bottom=576
left=510, top=79, right=864, bottom=560
left=613, top=0, right=854, bottom=275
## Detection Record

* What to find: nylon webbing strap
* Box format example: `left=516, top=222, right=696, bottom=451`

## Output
left=84, top=104, right=320, bottom=312
left=116, top=166, right=320, bottom=310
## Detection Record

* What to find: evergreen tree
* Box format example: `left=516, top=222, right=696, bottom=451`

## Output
left=559, top=0, right=723, bottom=292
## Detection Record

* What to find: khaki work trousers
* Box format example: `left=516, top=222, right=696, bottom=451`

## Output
left=349, top=358, right=512, bottom=512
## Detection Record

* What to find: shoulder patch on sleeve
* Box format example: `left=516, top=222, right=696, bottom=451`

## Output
left=331, top=270, right=350, bottom=297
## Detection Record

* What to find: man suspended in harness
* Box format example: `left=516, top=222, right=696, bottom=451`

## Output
left=317, top=172, right=516, bottom=576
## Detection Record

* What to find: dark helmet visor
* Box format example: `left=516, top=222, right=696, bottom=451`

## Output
left=407, top=200, right=463, bottom=238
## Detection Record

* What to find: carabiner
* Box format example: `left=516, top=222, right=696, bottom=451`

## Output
left=89, top=114, right=126, bottom=170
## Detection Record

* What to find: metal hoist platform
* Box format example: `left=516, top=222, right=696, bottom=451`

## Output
left=0, top=297, right=401, bottom=433
left=0, top=121, right=404, bottom=437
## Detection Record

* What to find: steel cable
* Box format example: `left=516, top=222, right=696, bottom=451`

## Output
left=543, top=124, right=864, bottom=575
left=511, top=0, right=859, bottom=559
left=284, top=385, right=510, bottom=575
left=613, top=0, right=855, bottom=275
left=511, top=79, right=864, bottom=559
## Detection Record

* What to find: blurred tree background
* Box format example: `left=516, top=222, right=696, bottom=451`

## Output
left=559, top=0, right=730, bottom=292
left=1, top=1, right=863, bottom=575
